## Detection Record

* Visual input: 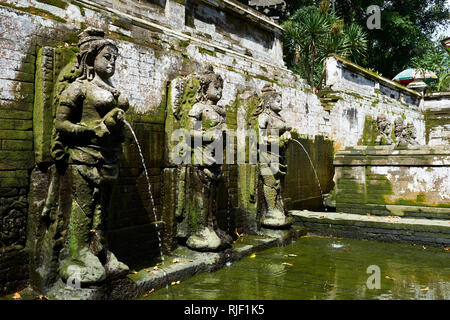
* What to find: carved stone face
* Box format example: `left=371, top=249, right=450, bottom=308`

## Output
left=94, top=45, right=118, bottom=80
left=206, top=78, right=223, bottom=103
left=377, top=115, right=388, bottom=131
left=270, top=93, right=282, bottom=113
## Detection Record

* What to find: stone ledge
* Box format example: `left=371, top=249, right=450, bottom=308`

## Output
left=8, top=227, right=305, bottom=300
left=334, top=146, right=450, bottom=166
left=291, top=210, right=450, bottom=247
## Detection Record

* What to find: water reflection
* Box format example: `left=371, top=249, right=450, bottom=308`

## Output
left=143, top=236, right=450, bottom=300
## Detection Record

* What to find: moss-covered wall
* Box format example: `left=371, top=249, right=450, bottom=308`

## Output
left=284, top=133, right=335, bottom=211
left=334, top=147, right=450, bottom=219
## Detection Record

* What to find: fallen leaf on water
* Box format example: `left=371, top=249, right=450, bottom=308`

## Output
left=250, top=253, right=256, bottom=258
left=421, top=287, right=429, bottom=291
left=145, top=269, right=150, bottom=273
left=148, top=289, right=155, bottom=294
left=171, top=281, right=180, bottom=286
left=282, top=262, right=293, bottom=266
left=422, top=246, right=427, bottom=250
left=385, top=275, right=397, bottom=281
left=153, top=266, right=159, bottom=271
left=129, top=270, right=138, bottom=274
left=172, top=258, right=180, bottom=263
left=12, top=292, right=21, bottom=300
left=37, top=295, right=48, bottom=300
left=283, top=254, right=297, bottom=257
left=143, top=294, right=148, bottom=297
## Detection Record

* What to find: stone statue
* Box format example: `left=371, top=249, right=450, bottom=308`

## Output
left=257, top=84, right=293, bottom=228
left=169, top=65, right=232, bottom=251
left=375, top=114, right=392, bottom=145
left=394, top=117, right=418, bottom=147
left=52, top=28, right=129, bottom=285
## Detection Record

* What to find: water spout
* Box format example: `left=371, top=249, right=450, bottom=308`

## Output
left=291, top=138, right=327, bottom=211
left=124, top=120, right=169, bottom=289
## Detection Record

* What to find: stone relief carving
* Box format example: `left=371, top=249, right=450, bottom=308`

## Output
left=256, top=84, right=294, bottom=228
left=394, top=117, right=418, bottom=147
left=375, top=114, right=393, bottom=145
left=52, top=28, right=130, bottom=285
left=167, top=65, right=232, bottom=251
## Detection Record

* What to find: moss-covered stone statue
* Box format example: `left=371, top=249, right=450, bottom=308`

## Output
left=375, top=114, right=393, bottom=145
left=52, top=28, right=129, bottom=285
left=256, top=84, right=294, bottom=228
left=166, top=65, right=232, bottom=251
left=394, top=117, right=418, bottom=147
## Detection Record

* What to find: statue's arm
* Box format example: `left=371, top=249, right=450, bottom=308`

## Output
left=188, top=104, right=205, bottom=140
left=54, top=84, right=94, bottom=138
left=258, top=114, right=278, bottom=145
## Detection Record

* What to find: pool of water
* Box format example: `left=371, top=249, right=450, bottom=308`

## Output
left=142, top=236, right=450, bottom=300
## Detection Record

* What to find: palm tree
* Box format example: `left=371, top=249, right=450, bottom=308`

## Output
left=282, top=1, right=368, bottom=92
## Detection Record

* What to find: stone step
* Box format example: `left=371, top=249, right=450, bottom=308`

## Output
left=290, top=210, right=450, bottom=248
left=37, top=227, right=306, bottom=300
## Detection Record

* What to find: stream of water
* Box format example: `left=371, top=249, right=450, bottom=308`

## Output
left=124, top=120, right=168, bottom=288
left=291, top=138, right=327, bottom=210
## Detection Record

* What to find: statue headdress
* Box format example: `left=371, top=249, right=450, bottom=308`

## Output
left=255, top=84, right=279, bottom=116
left=196, top=65, right=223, bottom=102
left=74, top=27, right=118, bottom=81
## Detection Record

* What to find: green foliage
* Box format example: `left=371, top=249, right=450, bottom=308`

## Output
left=410, top=40, right=450, bottom=92
left=282, top=2, right=368, bottom=91
left=281, top=1, right=449, bottom=79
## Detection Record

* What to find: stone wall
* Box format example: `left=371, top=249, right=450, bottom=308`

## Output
left=423, top=92, right=450, bottom=146
left=323, top=55, right=425, bottom=148
left=0, top=0, right=433, bottom=295
left=334, top=146, right=450, bottom=219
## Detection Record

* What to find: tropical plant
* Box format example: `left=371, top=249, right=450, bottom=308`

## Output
left=280, top=0, right=449, bottom=79
left=410, top=39, right=450, bottom=92
left=282, top=1, right=368, bottom=91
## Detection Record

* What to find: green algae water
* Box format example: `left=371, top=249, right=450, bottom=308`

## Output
left=142, top=236, right=450, bottom=300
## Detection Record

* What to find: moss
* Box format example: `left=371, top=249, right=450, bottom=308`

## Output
left=35, top=0, right=68, bottom=9
left=424, top=116, right=449, bottom=145
left=343, top=91, right=364, bottom=100
left=112, top=17, right=133, bottom=31
left=358, top=115, right=378, bottom=146
left=253, top=74, right=279, bottom=85
left=371, top=99, right=379, bottom=107
left=198, top=47, right=216, bottom=57
left=0, top=1, right=67, bottom=23
left=232, top=58, right=237, bottom=65
left=215, top=48, right=226, bottom=55
left=181, top=51, right=190, bottom=63
left=260, top=66, right=268, bottom=73
left=178, top=40, right=190, bottom=48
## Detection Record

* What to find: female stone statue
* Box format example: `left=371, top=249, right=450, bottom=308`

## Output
left=256, top=84, right=293, bottom=228
left=52, top=28, right=129, bottom=285
left=184, top=65, right=232, bottom=251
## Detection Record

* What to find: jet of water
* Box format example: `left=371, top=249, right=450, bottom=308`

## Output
left=291, top=138, right=327, bottom=210
left=124, top=120, right=169, bottom=290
